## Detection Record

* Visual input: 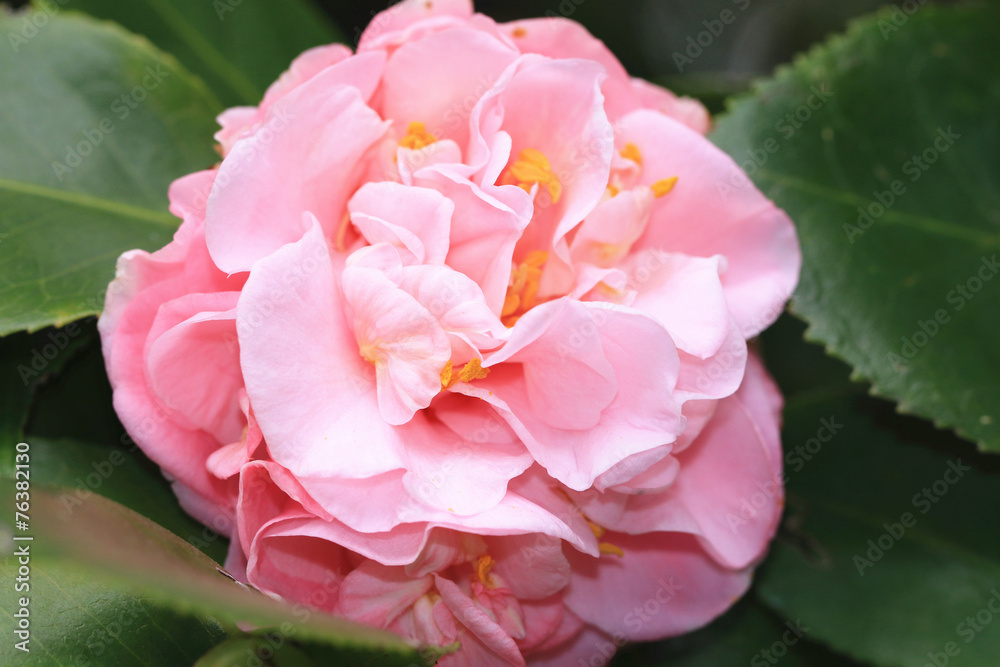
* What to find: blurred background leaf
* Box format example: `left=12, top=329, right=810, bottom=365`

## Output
left=0, top=11, right=220, bottom=335
left=55, top=0, right=345, bottom=107
left=0, top=484, right=426, bottom=663
left=711, top=5, right=1000, bottom=450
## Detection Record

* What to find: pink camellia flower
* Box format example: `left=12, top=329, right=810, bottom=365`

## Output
left=99, top=1, right=800, bottom=664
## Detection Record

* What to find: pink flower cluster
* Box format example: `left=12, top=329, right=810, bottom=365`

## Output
left=99, top=1, right=800, bottom=664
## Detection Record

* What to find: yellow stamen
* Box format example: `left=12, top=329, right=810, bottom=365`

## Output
left=399, top=121, right=438, bottom=150
left=651, top=176, right=679, bottom=198
left=523, top=250, right=549, bottom=268
left=440, top=360, right=454, bottom=389
left=588, top=520, right=625, bottom=557
left=620, top=142, right=643, bottom=165
left=458, top=358, right=490, bottom=383
left=595, top=281, right=625, bottom=298
left=502, top=293, right=521, bottom=318
left=501, top=251, right=549, bottom=327
left=587, top=520, right=606, bottom=539
left=511, top=26, right=527, bottom=38
left=474, top=554, right=497, bottom=588
left=334, top=210, right=352, bottom=252
left=598, top=542, right=626, bottom=558
left=505, top=148, right=562, bottom=204
left=442, top=359, right=491, bottom=389
left=359, top=342, right=378, bottom=364
left=606, top=184, right=620, bottom=198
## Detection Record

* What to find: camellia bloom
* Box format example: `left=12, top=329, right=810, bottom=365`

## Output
left=99, top=1, right=800, bottom=664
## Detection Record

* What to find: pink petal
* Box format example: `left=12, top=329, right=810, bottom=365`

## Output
left=340, top=561, right=435, bottom=628
left=499, top=16, right=639, bottom=123
left=620, top=109, right=800, bottom=337
left=415, top=165, right=531, bottom=314
left=569, top=189, right=653, bottom=269
left=145, top=292, right=242, bottom=443
left=380, top=26, right=518, bottom=149
left=615, top=352, right=785, bottom=570
left=563, top=531, right=752, bottom=641
left=673, top=316, right=748, bottom=403
left=486, top=56, right=613, bottom=264
left=526, top=623, right=616, bottom=667
left=489, top=534, right=571, bottom=600
left=342, top=262, right=452, bottom=425
left=401, top=395, right=533, bottom=515
left=398, top=264, right=506, bottom=349
left=237, top=221, right=406, bottom=478
left=629, top=77, right=711, bottom=134
left=206, top=77, right=389, bottom=273
left=485, top=299, right=618, bottom=431
left=624, top=251, right=731, bottom=360
left=359, top=0, right=474, bottom=51
left=475, top=303, right=683, bottom=490
left=436, top=574, right=526, bottom=666
left=349, top=181, right=455, bottom=265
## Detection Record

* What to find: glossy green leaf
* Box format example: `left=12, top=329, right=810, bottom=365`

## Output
left=0, top=557, right=228, bottom=667
left=752, top=365, right=1000, bottom=665
left=612, top=597, right=857, bottom=666
left=196, top=633, right=437, bottom=667
left=63, top=0, right=345, bottom=106
left=710, top=5, right=1000, bottom=450
left=0, top=11, right=221, bottom=335
left=0, top=322, right=94, bottom=460
left=19, top=485, right=421, bottom=659
left=10, top=437, right=229, bottom=563
left=194, top=635, right=316, bottom=667
left=24, top=333, right=127, bottom=448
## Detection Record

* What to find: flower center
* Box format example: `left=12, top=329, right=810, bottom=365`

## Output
left=587, top=519, right=625, bottom=558
left=501, top=250, right=548, bottom=327
left=473, top=554, right=497, bottom=588
left=608, top=142, right=679, bottom=199
left=503, top=148, right=562, bottom=204
left=620, top=142, right=643, bottom=165
left=440, top=358, right=491, bottom=389
left=399, top=121, right=438, bottom=150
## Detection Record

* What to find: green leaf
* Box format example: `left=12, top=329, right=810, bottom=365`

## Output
left=612, top=597, right=856, bottom=666
left=0, top=322, right=94, bottom=459
left=24, top=336, right=126, bottom=447
left=17, top=485, right=421, bottom=659
left=194, top=635, right=316, bottom=667
left=63, top=0, right=346, bottom=106
left=710, top=5, right=1000, bottom=451
left=753, top=373, right=1000, bottom=665
left=0, top=555, right=228, bottom=667
left=0, top=11, right=221, bottom=335
left=196, top=633, right=438, bottom=667
left=0, top=560, right=228, bottom=666
left=6, top=437, right=229, bottom=563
